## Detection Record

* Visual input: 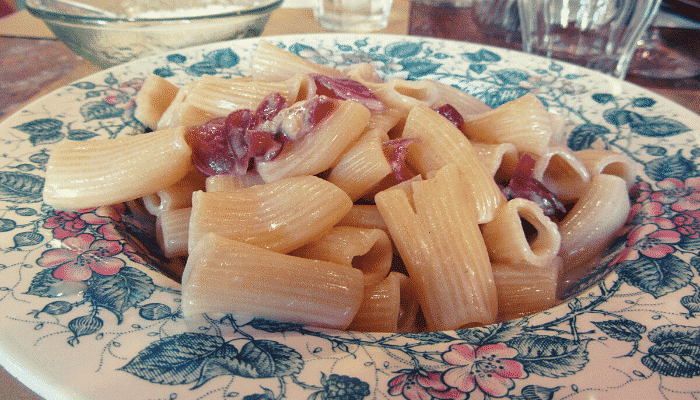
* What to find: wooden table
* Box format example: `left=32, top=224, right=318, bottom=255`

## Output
left=0, top=1, right=699, bottom=398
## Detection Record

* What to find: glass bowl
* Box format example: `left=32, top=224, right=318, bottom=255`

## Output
left=25, top=0, right=284, bottom=67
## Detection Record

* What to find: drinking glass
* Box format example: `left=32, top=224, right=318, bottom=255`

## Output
left=518, top=0, right=663, bottom=79
left=408, top=0, right=522, bottom=50
left=627, top=17, right=700, bottom=79
left=314, top=0, right=394, bottom=32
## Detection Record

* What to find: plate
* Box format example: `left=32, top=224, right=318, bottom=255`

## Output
left=1, top=33, right=700, bottom=400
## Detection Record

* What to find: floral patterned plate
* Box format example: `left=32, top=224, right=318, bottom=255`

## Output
left=1, top=33, right=700, bottom=400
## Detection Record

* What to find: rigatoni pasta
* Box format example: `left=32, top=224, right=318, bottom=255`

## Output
left=43, top=127, right=192, bottom=210
left=492, top=257, right=562, bottom=321
left=558, top=174, right=631, bottom=273
left=472, top=141, right=519, bottom=182
left=402, top=104, right=505, bottom=223
left=376, top=163, right=497, bottom=330
left=481, top=198, right=561, bottom=269
left=575, top=148, right=636, bottom=187
left=188, top=175, right=352, bottom=254
left=42, top=40, right=637, bottom=334
left=256, top=100, right=371, bottom=182
left=327, top=137, right=394, bottom=201
left=532, top=146, right=591, bottom=202
left=143, top=169, right=206, bottom=216
left=156, top=207, right=191, bottom=258
left=290, top=226, right=392, bottom=287
left=157, top=74, right=302, bottom=129
left=182, top=233, right=364, bottom=330
left=461, top=93, right=553, bottom=156
left=134, top=74, right=180, bottom=129
left=347, top=272, right=420, bottom=333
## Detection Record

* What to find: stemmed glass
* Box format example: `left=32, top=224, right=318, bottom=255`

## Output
left=627, top=14, right=700, bottom=79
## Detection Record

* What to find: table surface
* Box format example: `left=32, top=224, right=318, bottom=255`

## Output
left=0, top=0, right=699, bottom=398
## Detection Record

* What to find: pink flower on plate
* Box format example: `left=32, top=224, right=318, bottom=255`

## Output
left=651, top=177, right=700, bottom=212
left=625, top=201, right=675, bottom=230
left=43, top=211, right=88, bottom=239
left=441, top=343, right=526, bottom=399
left=673, top=210, right=700, bottom=238
left=388, top=370, right=466, bottom=400
left=80, top=204, right=125, bottom=226
left=37, top=233, right=125, bottom=281
left=104, top=79, right=143, bottom=110
left=611, top=223, right=681, bottom=265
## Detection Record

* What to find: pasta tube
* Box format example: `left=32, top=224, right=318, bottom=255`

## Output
left=182, top=233, right=364, bottom=330
left=134, top=74, right=179, bottom=130
left=376, top=163, right=497, bottom=330
left=347, top=272, right=420, bottom=333
left=157, top=74, right=302, bottom=129
left=558, top=174, right=630, bottom=272
left=327, top=137, right=393, bottom=201
left=472, top=142, right=519, bottom=182
left=532, top=146, right=591, bottom=203
left=337, top=204, right=388, bottom=232
left=43, top=127, right=192, bottom=210
left=205, top=172, right=265, bottom=192
left=256, top=99, right=371, bottom=182
left=358, top=107, right=406, bottom=143
left=575, top=149, right=637, bottom=187
left=461, top=93, right=553, bottom=156
left=492, top=257, right=561, bottom=321
left=188, top=175, right=352, bottom=254
left=402, top=104, right=505, bottom=223
left=156, top=207, right=191, bottom=258
left=252, top=40, right=343, bottom=82
left=481, top=198, right=561, bottom=269
left=372, top=78, right=490, bottom=118
left=142, top=170, right=206, bottom=216
left=290, top=226, right=392, bottom=287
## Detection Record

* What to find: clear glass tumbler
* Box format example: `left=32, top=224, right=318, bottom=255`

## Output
left=314, top=0, right=394, bottom=32
left=518, top=0, right=663, bottom=79
left=408, top=0, right=522, bottom=50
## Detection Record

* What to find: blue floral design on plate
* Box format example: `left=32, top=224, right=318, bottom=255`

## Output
left=0, top=34, right=699, bottom=400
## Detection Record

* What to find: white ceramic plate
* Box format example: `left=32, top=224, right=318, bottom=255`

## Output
left=1, top=34, right=700, bottom=400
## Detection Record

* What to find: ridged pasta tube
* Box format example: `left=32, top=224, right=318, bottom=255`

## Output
left=402, top=104, right=505, bottom=223
left=472, top=142, right=519, bottom=182
left=252, top=40, right=343, bottom=82
left=558, top=174, right=630, bottom=272
left=188, top=175, right=352, bottom=254
left=372, top=78, right=491, bottom=118
left=156, top=207, right=191, bottom=258
left=492, top=257, right=562, bottom=321
left=337, top=205, right=388, bottom=232
left=134, top=74, right=179, bottom=129
left=205, top=172, right=265, bottom=192
left=182, top=233, right=364, bottom=330
left=43, top=127, right=192, bottom=210
left=533, top=146, right=591, bottom=203
left=290, top=226, right=392, bottom=287
left=461, top=93, right=553, bottom=156
left=481, top=198, right=562, bottom=269
left=157, top=74, right=302, bottom=129
left=376, top=163, right=497, bottom=330
left=142, top=170, right=206, bottom=216
left=256, top=99, right=371, bottom=182
left=327, top=137, right=393, bottom=201
left=347, top=272, right=420, bottom=333
left=575, top=149, right=637, bottom=188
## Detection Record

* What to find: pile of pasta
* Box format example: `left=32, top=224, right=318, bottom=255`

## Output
left=42, top=41, right=636, bottom=333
